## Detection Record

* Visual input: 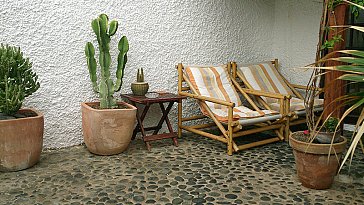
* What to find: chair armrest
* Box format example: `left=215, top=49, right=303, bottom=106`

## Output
left=241, top=88, right=291, bottom=99
left=179, top=92, right=235, bottom=107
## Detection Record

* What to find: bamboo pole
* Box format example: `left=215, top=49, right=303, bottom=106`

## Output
left=237, top=137, right=281, bottom=151
left=181, top=115, right=207, bottom=122
left=177, top=63, right=183, bottom=137
left=232, top=124, right=282, bottom=138
left=181, top=125, right=227, bottom=143
left=227, top=106, right=233, bottom=156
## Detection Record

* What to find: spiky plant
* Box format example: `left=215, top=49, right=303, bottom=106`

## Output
left=85, top=14, right=129, bottom=109
left=0, top=44, right=39, bottom=116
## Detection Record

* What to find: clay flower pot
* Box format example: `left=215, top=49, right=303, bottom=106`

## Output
left=0, top=109, right=44, bottom=172
left=289, top=131, right=347, bottom=189
left=81, top=102, right=137, bottom=155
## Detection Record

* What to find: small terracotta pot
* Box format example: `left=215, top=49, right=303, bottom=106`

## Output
left=81, top=102, right=137, bottom=155
left=0, top=109, right=44, bottom=172
left=289, top=131, right=347, bottom=189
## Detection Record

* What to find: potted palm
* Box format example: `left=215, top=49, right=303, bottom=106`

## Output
left=0, top=44, right=43, bottom=171
left=82, top=14, right=137, bottom=155
left=289, top=0, right=364, bottom=189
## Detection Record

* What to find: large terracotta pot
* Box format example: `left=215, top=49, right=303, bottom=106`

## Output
left=289, top=131, right=347, bottom=189
left=81, top=102, right=137, bottom=155
left=0, top=109, right=44, bottom=172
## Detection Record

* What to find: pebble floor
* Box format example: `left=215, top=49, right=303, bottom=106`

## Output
left=1, top=133, right=364, bottom=205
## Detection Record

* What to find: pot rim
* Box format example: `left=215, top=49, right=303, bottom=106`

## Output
left=0, top=108, right=43, bottom=122
left=289, top=131, right=347, bottom=154
left=81, top=101, right=137, bottom=111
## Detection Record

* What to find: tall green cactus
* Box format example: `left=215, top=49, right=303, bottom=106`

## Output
left=85, top=14, right=129, bottom=109
left=0, top=44, right=40, bottom=116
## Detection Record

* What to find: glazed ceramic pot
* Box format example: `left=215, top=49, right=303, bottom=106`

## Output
left=131, top=82, right=149, bottom=96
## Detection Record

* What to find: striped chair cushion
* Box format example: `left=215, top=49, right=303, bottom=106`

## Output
left=237, top=62, right=293, bottom=104
left=269, top=97, right=324, bottom=112
left=185, top=65, right=276, bottom=121
left=237, top=61, right=324, bottom=111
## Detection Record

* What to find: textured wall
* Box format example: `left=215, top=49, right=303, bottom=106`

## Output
left=0, top=0, right=320, bottom=148
left=273, top=0, right=322, bottom=86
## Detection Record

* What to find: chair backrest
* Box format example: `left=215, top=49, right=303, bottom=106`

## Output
left=237, top=61, right=293, bottom=103
left=182, top=64, right=274, bottom=121
left=185, top=65, right=242, bottom=110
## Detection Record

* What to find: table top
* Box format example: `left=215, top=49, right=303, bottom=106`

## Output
left=121, top=92, right=186, bottom=104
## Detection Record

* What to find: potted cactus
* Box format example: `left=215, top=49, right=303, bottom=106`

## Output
left=131, top=68, right=149, bottom=96
left=0, top=44, right=43, bottom=171
left=82, top=14, right=137, bottom=155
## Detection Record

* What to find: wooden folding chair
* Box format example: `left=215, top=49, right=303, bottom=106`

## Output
left=231, top=59, right=323, bottom=139
left=177, top=63, right=286, bottom=155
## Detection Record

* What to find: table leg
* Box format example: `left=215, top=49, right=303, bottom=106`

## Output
left=158, top=102, right=178, bottom=147
left=132, top=103, right=151, bottom=150
left=153, top=102, right=174, bottom=135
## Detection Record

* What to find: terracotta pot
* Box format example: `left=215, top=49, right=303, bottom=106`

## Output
left=0, top=109, right=44, bottom=172
left=81, top=102, right=137, bottom=155
left=289, top=131, right=347, bottom=189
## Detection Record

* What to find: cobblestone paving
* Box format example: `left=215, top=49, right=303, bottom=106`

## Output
left=1, top=134, right=364, bottom=205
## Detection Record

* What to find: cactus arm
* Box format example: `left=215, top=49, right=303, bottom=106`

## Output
left=85, top=42, right=99, bottom=93
left=109, top=20, right=118, bottom=36
left=91, top=19, right=101, bottom=44
left=115, top=36, right=129, bottom=92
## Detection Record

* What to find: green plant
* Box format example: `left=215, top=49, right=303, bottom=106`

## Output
left=306, top=0, right=364, bottom=170
left=0, top=44, right=39, bottom=116
left=85, top=14, right=129, bottom=109
left=136, top=68, right=145, bottom=82
left=323, top=117, right=339, bottom=132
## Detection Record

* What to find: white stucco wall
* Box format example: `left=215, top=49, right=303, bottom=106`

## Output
left=0, top=0, right=321, bottom=149
left=273, top=0, right=322, bottom=86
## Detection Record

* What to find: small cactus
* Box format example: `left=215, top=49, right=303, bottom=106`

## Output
left=136, top=68, right=144, bottom=82
left=85, top=14, right=129, bottom=109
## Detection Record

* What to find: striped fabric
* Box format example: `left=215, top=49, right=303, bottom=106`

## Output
left=185, top=65, right=277, bottom=121
left=269, top=97, right=324, bottom=112
left=237, top=62, right=323, bottom=111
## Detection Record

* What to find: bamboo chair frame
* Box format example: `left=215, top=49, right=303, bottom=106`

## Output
left=231, top=59, right=323, bottom=138
left=177, top=63, right=286, bottom=155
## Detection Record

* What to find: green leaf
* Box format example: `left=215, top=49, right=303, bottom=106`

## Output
left=338, top=50, right=364, bottom=58
left=339, top=74, right=364, bottom=82
left=330, top=57, right=364, bottom=65
left=336, top=65, right=364, bottom=73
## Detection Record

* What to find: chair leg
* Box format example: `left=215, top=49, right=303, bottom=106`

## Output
left=227, top=106, right=233, bottom=156
left=178, top=100, right=182, bottom=138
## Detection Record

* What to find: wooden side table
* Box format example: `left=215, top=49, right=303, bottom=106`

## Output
left=121, top=92, right=186, bottom=151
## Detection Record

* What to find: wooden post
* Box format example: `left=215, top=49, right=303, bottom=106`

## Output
left=177, top=63, right=183, bottom=137
left=323, top=4, right=348, bottom=119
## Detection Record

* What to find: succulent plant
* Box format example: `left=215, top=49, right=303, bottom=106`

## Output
left=85, top=14, right=129, bottom=109
left=0, top=44, right=39, bottom=116
left=136, top=68, right=144, bottom=82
